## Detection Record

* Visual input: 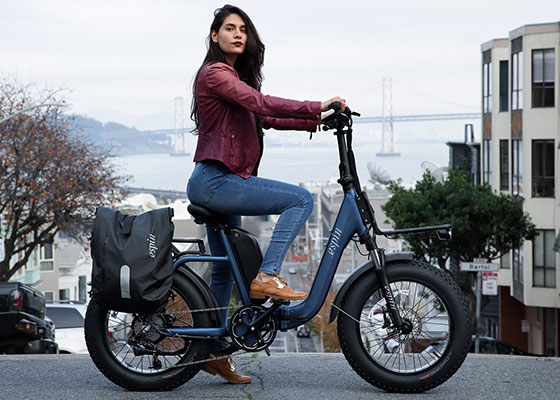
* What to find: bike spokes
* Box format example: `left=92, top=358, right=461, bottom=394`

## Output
left=106, top=288, right=193, bottom=374
left=359, top=280, right=451, bottom=374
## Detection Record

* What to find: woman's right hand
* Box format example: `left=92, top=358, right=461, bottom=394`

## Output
left=321, top=96, right=347, bottom=113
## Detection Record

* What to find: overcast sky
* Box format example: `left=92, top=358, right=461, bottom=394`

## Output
left=1, top=0, right=558, bottom=131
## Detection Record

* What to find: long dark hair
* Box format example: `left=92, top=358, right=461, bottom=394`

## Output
left=191, top=4, right=265, bottom=133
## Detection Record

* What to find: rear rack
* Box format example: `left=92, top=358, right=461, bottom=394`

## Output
left=171, top=238, right=207, bottom=257
left=381, top=224, right=452, bottom=241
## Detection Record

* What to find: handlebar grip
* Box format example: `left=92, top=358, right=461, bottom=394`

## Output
left=329, top=101, right=342, bottom=112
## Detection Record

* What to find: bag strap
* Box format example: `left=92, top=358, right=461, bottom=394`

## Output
left=119, top=214, right=134, bottom=235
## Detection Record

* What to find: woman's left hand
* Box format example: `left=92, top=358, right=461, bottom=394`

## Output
left=321, top=97, right=347, bottom=113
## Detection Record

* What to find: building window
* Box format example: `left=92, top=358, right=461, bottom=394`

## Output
left=512, top=51, right=523, bottom=110
left=44, top=291, right=54, bottom=303
left=532, top=49, right=555, bottom=108
left=499, top=140, right=509, bottom=190
left=513, top=244, right=524, bottom=284
left=532, top=140, right=555, bottom=197
left=499, top=60, right=509, bottom=112
left=59, top=288, right=70, bottom=301
left=533, top=230, right=556, bottom=288
left=39, top=243, right=54, bottom=271
left=483, top=58, right=492, bottom=113
left=482, top=139, right=492, bottom=184
left=500, top=252, right=510, bottom=269
left=512, top=139, right=523, bottom=196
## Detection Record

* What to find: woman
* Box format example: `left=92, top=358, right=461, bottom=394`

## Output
left=187, top=4, right=345, bottom=384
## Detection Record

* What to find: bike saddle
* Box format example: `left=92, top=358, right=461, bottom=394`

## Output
left=187, top=203, right=228, bottom=225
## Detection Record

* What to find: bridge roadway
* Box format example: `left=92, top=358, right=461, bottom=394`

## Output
left=1, top=353, right=558, bottom=399
left=140, top=112, right=481, bottom=137
left=124, top=186, right=186, bottom=199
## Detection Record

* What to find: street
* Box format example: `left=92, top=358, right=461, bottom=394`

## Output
left=1, top=353, right=558, bottom=399
left=268, top=328, right=316, bottom=353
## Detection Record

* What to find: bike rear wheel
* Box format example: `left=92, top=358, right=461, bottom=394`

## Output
left=337, top=260, right=472, bottom=393
left=85, top=272, right=215, bottom=391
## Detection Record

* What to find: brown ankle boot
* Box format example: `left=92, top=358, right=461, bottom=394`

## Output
left=250, top=275, right=308, bottom=300
left=202, top=354, right=251, bottom=384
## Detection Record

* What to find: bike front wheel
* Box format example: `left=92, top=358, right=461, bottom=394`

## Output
left=337, top=260, right=472, bottom=393
left=85, top=272, right=215, bottom=391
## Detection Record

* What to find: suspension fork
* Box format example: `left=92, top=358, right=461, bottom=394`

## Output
left=370, top=248, right=404, bottom=328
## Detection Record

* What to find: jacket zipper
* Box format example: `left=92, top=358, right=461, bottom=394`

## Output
left=230, top=134, right=235, bottom=162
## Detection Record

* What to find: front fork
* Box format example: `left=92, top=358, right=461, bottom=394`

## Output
left=369, top=248, right=404, bottom=329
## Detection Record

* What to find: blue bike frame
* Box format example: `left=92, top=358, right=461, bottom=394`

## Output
left=164, top=189, right=367, bottom=338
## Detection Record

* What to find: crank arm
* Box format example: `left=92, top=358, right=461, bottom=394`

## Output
left=250, top=300, right=286, bottom=330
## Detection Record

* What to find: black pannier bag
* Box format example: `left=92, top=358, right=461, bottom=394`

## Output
left=228, top=226, right=262, bottom=289
left=91, top=207, right=174, bottom=313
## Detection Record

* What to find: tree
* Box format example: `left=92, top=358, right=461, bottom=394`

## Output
left=0, top=78, right=125, bottom=281
left=382, top=169, right=536, bottom=268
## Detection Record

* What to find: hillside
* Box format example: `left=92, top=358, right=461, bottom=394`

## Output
left=69, top=115, right=172, bottom=155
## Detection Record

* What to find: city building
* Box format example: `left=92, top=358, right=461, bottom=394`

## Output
left=481, top=21, right=560, bottom=356
left=447, top=124, right=481, bottom=185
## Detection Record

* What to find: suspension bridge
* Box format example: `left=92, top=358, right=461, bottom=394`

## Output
left=134, top=79, right=480, bottom=156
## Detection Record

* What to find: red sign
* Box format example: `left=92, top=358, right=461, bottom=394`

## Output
left=482, top=272, right=498, bottom=296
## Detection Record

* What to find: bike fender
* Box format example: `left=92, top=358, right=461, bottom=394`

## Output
left=328, top=252, right=414, bottom=323
left=175, top=264, right=221, bottom=327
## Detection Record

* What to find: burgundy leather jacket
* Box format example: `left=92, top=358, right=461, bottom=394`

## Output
left=193, top=62, right=321, bottom=178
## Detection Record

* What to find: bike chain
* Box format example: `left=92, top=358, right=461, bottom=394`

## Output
left=149, top=305, right=246, bottom=370
left=169, top=305, right=228, bottom=315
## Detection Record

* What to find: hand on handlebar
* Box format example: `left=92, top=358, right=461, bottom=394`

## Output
left=320, top=98, right=360, bottom=132
left=321, top=97, right=346, bottom=113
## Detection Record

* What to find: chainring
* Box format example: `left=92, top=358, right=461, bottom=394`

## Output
left=230, top=305, right=277, bottom=352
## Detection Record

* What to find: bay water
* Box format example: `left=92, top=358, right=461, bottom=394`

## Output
left=114, top=140, right=450, bottom=192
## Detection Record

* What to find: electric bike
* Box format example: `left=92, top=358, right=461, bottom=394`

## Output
left=84, top=103, right=472, bottom=393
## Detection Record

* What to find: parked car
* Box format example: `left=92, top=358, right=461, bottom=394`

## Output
left=0, top=282, right=49, bottom=354
left=296, top=325, right=311, bottom=338
left=25, top=315, right=58, bottom=354
left=469, top=335, right=535, bottom=356
left=45, top=302, right=88, bottom=354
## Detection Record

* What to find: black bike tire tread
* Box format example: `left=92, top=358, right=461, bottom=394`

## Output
left=337, top=260, right=473, bottom=393
left=84, top=274, right=214, bottom=391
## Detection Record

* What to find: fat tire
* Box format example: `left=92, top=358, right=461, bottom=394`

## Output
left=85, top=272, right=214, bottom=391
left=337, top=260, right=472, bottom=393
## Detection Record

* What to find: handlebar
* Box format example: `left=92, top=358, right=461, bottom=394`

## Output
left=328, top=101, right=342, bottom=113
left=319, top=101, right=452, bottom=242
left=321, top=101, right=361, bottom=132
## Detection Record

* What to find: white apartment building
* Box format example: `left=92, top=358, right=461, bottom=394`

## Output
left=481, top=21, right=559, bottom=356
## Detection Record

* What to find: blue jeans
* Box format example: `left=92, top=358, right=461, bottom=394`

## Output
left=186, top=160, right=313, bottom=328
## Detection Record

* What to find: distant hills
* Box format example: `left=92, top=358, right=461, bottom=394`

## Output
left=69, top=115, right=173, bottom=155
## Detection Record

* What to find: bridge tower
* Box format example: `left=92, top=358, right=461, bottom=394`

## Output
left=376, top=78, right=400, bottom=157
left=173, top=97, right=186, bottom=154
